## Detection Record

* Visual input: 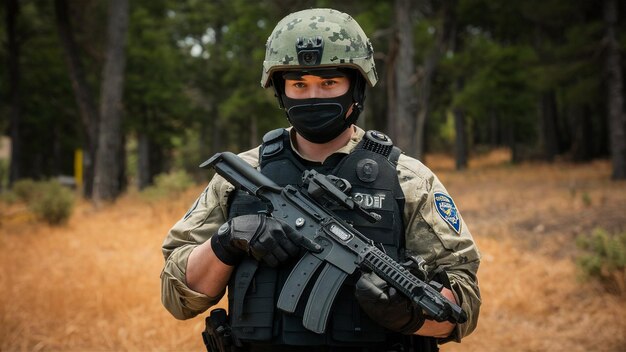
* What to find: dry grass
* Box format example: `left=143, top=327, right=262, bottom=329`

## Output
left=0, top=189, right=213, bottom=351
left=1, top=150, right=625, bottom=351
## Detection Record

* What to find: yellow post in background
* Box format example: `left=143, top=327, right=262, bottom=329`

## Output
left=74, top=149, right=83, bottom=191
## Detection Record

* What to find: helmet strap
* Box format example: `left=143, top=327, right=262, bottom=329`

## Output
left=356, top=76, right=366, bottom=104
left=270, top=73, right=286, bottom=109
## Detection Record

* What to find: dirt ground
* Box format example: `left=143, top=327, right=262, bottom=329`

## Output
left=1, top=150, right=625, bottom=351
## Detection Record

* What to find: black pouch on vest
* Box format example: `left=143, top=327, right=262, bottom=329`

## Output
left=330, top=275, right=388, bottom=344
left=227, top=189, right=276, bottom=342
left=228, top=259, right=277, bottom=342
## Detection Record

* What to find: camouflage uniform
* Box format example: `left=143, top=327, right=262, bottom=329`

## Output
left=161, top=127, right=481, bottom=342
left=161, top=8, right=481, bottom=347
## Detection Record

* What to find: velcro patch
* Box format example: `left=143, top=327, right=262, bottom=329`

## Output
left=182, top=197, right=200, bottom=221
left=434, top=192, right=461, bottom=234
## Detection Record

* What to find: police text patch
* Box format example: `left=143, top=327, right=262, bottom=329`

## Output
left=434, top=192, right=461, bottom=234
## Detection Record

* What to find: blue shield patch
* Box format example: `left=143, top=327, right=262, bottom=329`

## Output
left=434, top=192, right=461, bottom=234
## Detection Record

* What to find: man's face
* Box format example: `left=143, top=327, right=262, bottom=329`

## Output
left=284, top=74, right=350, bottom=100
left=279, top=69, right=357, bottom=143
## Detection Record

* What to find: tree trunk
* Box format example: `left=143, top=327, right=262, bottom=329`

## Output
left=385, top=30, right=399, bottom=140
left=570, top=105, right=593, bottom=162
left=413, top=0, right=455, bottom=160
left=93, top=0, right=129, bottom=203
left=203, top=21, right=224, bottom=157
left=137, top=130, right=165, bottom=190
left=118, top=132, right=127, bottom=193
left=137, top=132, right=150, bottom=190
left=54, top=0, right=99, bottom=197
left=454, top=78, right=468, bottom=170
left=210, top=115, right=222, bottom=157
left=137, top=106, right=157, bottom=190
left=449, top=9, right=466, bottom=170
left=507, top=124, right=520, bottom=164
left=6, top=0, right=21, bottom=186
left=604, top=0, right=626, bottom=179
left=392, top=0, right=415, bottom=153
left=539, top=91, right=560, bottom=162
left=249, top=114, right=258, bottom=150
left=489, top=110, right=500, bottom=146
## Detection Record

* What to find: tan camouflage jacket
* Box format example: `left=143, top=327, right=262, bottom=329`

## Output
left=161, top=127, right=481, bottom=342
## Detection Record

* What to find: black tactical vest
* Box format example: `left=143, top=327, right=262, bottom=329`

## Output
left=226, top=129, right=408, bottom=348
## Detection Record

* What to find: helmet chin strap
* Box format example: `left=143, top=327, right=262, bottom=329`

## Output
left=347, top=74, right=366, bottom=126
left=345, top=101, right=362, bottom=127
left=270, top=73, right=287, bottom=109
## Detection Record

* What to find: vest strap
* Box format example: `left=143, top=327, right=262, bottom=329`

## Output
left=231, top=258, right=259, bottom=322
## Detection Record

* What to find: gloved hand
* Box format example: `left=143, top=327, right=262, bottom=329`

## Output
left=211, top=214, right=320, bottom=267
left=355, top=271, right=425, bottom=334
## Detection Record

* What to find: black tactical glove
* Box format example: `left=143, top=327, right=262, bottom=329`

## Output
left=211, top=214, right=320, bottom=267
left=355, top=271, right=425, bottom=334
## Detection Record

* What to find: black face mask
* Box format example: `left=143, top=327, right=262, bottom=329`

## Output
left=282, top=87, right=358, bottom=144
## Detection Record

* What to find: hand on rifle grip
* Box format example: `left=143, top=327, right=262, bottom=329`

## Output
left=211, top=214, right=320, bottom=267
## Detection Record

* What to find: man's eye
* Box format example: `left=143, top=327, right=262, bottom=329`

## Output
left=293, top=82, right=306, bottom=88
left=322, top=80, right=337, bottom=87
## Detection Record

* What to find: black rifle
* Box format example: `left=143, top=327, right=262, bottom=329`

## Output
left=201, top=152, right=467, bottom=334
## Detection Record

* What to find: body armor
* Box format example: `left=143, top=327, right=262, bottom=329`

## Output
left=226, top=129, right=408, bottom=348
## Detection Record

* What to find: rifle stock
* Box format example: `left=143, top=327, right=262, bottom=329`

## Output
left=200, top=152, right=282, bottom=196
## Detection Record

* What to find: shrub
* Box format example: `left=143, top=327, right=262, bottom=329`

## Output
left=11, top=179, right=38, bottom=203
left=576, top=228, right=626, bottom=295
left=0, top=158, right=8, bottom=191
left=581, top=192, right=592, bottom=207
left=27, top=180, right=75, bottom=225
left=141, top=170, right=195, bottom=200
left=1, top=179, right=75, bottom=225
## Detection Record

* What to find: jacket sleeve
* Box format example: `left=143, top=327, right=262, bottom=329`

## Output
left=397, top=155, right=481, bottom=342
left=160, top=173, right=233, bottom=319
left=160, top=148, right=260, bottom=320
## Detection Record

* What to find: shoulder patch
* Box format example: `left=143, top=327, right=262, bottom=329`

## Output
left=434, top=192, right=461, bottom=234
left=182, top=197, right=200, bottom=221
left=182, top=187, right=209, bottom=221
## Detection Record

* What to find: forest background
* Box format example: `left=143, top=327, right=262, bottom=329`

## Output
left=2, top=0, right=626, bottom=195
left=1, top=0, right=625, bottom=351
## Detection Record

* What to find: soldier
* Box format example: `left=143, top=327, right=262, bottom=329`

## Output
left=161, top=8, right=481, bottom=352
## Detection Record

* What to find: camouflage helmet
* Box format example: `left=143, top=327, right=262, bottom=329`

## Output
left=261, top=8, right=378, bottom=88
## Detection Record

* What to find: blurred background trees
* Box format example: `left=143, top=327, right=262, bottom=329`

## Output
left=1, top=0, right=625, bottom=202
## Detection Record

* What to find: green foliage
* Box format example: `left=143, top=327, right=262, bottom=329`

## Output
left=170, top=129, right=205, bottom=178
left=7, top=179, right=75, bottom=225
left=11, top=179, right=39, bottom=203
left=29, top=180, right=75, bottom=225
left=4, top=0, right=625, bottom=189
left=441, top=35, right=538, bottom=149
left=140, top=170, right=195, bottom=200
left=581, top=192, right=592, bottom=207
left=434, top=111, right=456, bottom=149
left=124, top=0, right=195, bottom=173
left=576, top=228, right=626, bottom=295
left=531, top=21, right=604, bottom=105
left=7, top=1, right=82, bottom=179
left=352, top=1, right=392, bottom=37
left=452, top=38, right=536, bottom=117
left=0, top=158, right=9, bottom=192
